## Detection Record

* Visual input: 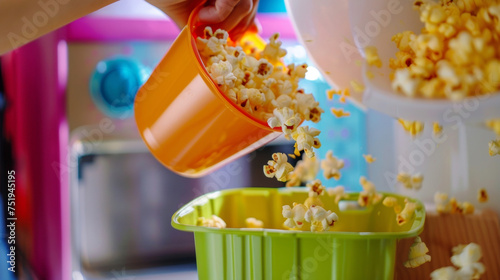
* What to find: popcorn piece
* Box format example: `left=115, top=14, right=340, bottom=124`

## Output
left=267, top=107, right=302, bottom=137
left=358, top=177, right=383, bottom=207
left=295, top=93, right=324, bottom=123
left=242, top=88, right=266, bottom=111
left=262, top=33, right=287, bottom=63
left=392, top=68, right=421, bottom=97
left=326, top=89, right=341, bottom=100
left=397, top=199, right=417, bottom=226
left=306, top=179, right=326, bottom=197
left=398, top=172, right=424, bottom=190
left=432, top=243, right=486, bottom=280
left=321, top=151, right=345, bottom=180
left=331, top=108, right=351, bottom=118
left=208, top=60, right=237, bottom=91
left=433, top=122, right=443, bottom=136
left=350, top=80, right=365, bottom=93
left=489, top=139, right=500, bottom=156
left=363, top=154, right=376, bottom=163
left=282, top=203, right=308, bottom=229
left=255, top=59, right=274, bottom=79
left=291, top=126, right=321, bottom=158
left=305, top=205, right=339, bottom=232
left=287, top=63, right=308, bottom=80
left=451, top=243, right=485, bottom=279
left=430, top=266, right=457, bottom=280
left=327, top=186, right=348, bottom=204
left=404, top=236, right=431, bottom=268
left=398, top=119, right=424, bottom=137
left=286, top=156, right=320, bottom=187
left=198, top=215, right=227, bottom=229
left=304, top=196, right=324, bottom=208
left=485, top=119, right=500, bottom=136
left=196, top=27, right=228, bottom=56
left=304, top=179, right=326, bottom=207
left=461, top=202, right=475, bottom=214
left=478, top=188, right=488, bottom=203
left=383, top=196, right=402, bottom=214
left=263, top=153, right=294, bottom=182
left=365, top=46, right=383, bottom=67
left=245, top=217, right=264, bottom=228
left=434, top=192, right=451, bottom=214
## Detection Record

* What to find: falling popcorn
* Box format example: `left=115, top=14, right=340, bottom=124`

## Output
left=397, top=172, right=423, bottom=190
left=291, top=126, right=321, bottom=158
left=267, top=107, right=302, bottom=138
left=331, top=108, right=351, bottom=118
left=363, top=154, right=376, bottom=163
left=358, top=177, right=383, bottom=207
left=262, top=33, right=287, bottom=63
left=286, top=156, right=320, bottom=187
left=305, top=205, right=339, bottom=232
left=327, top=186, right=348, bottom=204
left=304, top=179, right=326, bottom=208
left=198, top=215, right=227, bottom=229
left=478, top=188, right=488, bottom=203
left=451, top=243, right=485, bottom=279
left=263, top=153, right=294, bottom=182
left=434, top=192, right=451, bottom=214
left=339, top=88, right=350, bottom=103
left=365, top=46, right=382, bottom=68
left=433, top=122, right=443, bottom=136
left=398, top=119, right=424, bottom=137
left=321, top=150, right=345, bottom=180
left=383, top=196, right=402, bottom=214
left=397, top=199, right=417, bottom=226
left=350, top=80, right=365, bottom=93
left=326, top=89, right=341, bottom=100
left=282, top=203, right=308, bottom=229
left=404, top=236, right=431, bottom=268
left=295, top=93, right=324, bottom=123
left=432, top=243, right=486, bottom=280
left=485, top=119, right=500, bottom=136
left=245, top=217, right=264, bottom=229
left=430, top=267, right=457, bottom=280
left=489, top=139, right=500, bottom=156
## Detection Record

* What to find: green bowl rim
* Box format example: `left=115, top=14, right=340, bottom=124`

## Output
left=171, top=187, right=425, bottom=239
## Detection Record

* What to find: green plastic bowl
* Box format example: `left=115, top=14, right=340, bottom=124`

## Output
left=172, top=188, right=425, bottom=280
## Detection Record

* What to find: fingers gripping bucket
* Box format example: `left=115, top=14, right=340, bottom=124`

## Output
left=172, top=188, right=426, bottom=280
left=134, top=6, right=281, bottom=177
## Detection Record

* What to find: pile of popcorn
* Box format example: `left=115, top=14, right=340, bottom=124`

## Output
left=197, top=27, right=323, bottom=141
left=431, top=243, right=485, bottom=280
left=389, top=0, right=500, bottom=100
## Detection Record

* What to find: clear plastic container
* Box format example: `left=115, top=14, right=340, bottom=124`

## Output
left=172, top=188, right=425, bottom=280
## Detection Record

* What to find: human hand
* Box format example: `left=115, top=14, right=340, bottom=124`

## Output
left=146, top=0, right=260, bottom=39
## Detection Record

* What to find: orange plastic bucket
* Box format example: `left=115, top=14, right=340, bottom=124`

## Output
left=134, top=4, right=281, bottom=177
